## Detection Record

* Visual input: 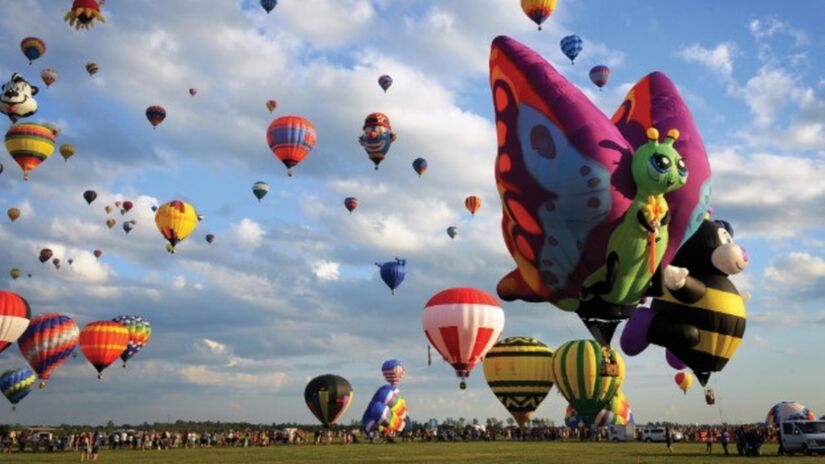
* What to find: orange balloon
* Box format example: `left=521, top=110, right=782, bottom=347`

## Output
left=465, top=195, right=482, bottom=215
left=79, top=321, right=129, bottom=379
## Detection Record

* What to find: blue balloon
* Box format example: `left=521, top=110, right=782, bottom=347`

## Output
left=261, top=0, right=277, bottom=13
left=412, top=157, right=428, bottom=177
left=376, top=258, right=406, bottom=295
left=0, top=367, right=36, bottom=409
left=560, top=35, right=583, bottom=64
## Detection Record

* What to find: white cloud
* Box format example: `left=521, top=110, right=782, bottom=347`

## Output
left=763, top=252, right=825, bottom=288
left=200, top=338, right=227, bottom=355
left=173, top=275, right=187, bottom=289
left=678, top=42, right=736, bottom=79
left=740, top=67, right=795, bottom=127
left=179, top=365, right=288, bottom=390
left=311, top=260, right=340, bottom=281
left=228, top=218, right=265, bottom=249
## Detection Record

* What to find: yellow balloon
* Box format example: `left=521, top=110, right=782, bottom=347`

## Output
left=483, top=337, right=554, bottom=427
left=552, top=340, right=624, bottom=425
left=59, top=143, right=75, bottom=162
left=675, top=372, right=693, bottom=394
left=521, top=0, right=557, bottom=30
left=154, top=200, right=198, bottom=251
left=7, top=208, right=21, bottom=222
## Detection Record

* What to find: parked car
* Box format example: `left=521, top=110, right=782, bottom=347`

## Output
left=641, top=426, right=682, bottom=442
left=778, top=420, right=825, bottom=456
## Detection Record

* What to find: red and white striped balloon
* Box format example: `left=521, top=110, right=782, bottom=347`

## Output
left=422, top=287, right=505, bottom=389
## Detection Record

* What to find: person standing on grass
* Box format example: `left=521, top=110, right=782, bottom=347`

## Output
left=80, top=433, right=91, bottom=462
left=720, top=428, right=729, bottom=455
left=665, top=426, right=673, bottom=453
left=706, top=428, right=713, bottom=453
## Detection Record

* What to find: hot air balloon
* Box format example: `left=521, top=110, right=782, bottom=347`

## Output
left=0, top=290, right=31, bottom=354
left=0, top=368, right=35, bottom=410
left=105, top=218, right=116, bottom=229
left=344, top=197, right=358, bottom=213
left=564, top=404, right=581, bottom=429
left=104, top=204, right=113, bottom=214
left=83, top=190, right=97, bottom=205
left=51, top=258, right=60, bottom=270
left=446, top=226, right=457, bottom=239
left=412, top=158, right=427, bottom=177
left=423, top=287, right=505, bottom=389
left=65, top=0, right=106, bottom=30
left=59, top=144, right=75, bottom=162
left=0, top=73, right=40, bottom=123
left=265, top=100, right=277, bottom=112
left=79, top=321, right=129, bottom=379
left=189, top=88, right=197, bottom=96
left=304, top=374, right=354, bottom=427
left=381, top=359, right=405, bottom=386
left=252, top=181, right=269, bottom=201
left=146, top=105, right=166, bottom=129
left=68, top=259, right=73, bottom=265
left=482, top=337, right=554, bottom=427
left=122, top=221, right=135, bottom=234
left=121, top=201, right=133, bottom=214
left=155, top=200, right=198, bottom=253
left=111, top=315, right=152, bottom=368
left=766, top=402, right=816, bottom=430
left=20, top=38, right=46, bottom=64
left=358, top=112, right=396, bottom=170
left=521, top=0, right=557, bottom=30
left=10, top=269, right=22, bottom=280
left=376, top=258, right=406, bottom=295
left=85, top=62, right=99, bottom=76
left=38, top=249, right=52, bottom=263
left=551, top=340, right=624, bottom=425
left=40, top=68, right=58, bottom=87
left=594, top=390, right=634, bottom=426
left=362, top=385, right=408, bottom=437
left=464, top=195, right=481, bottom=216
left=674, top=371, right=693, bottom=395
left=261, top=0, right=278, bottom=13
left=589, top=65, right=610, bottom=90
left=93, top=249, right=102, bottom=259
left=5, top=122, right=57, bottom=181
left=266, top=115, right=317, bottom=176
left=205, top=234, right=215, bottom=244
left=378, top=75, right=393, bottom=93
left=490, top=37, right=711, bottom=346
left=115, top=201, right=122, bottom=208
left=560, top=35, right=583, bottom=64
left=18, top=313, right=79, bottom=388
left=7, top=208, right=20, bottom=222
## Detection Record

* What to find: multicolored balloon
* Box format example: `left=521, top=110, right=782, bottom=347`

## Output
left=9, top=268, right=22, bottom=280
left=594, top=390, right=634, bottom=426
left=0, top=290, right=31, bottom=354
left=344, top=197, right=358, bottom=213
left=1, top=73, right=40, bottom=123
left=589, top=65, right=611, bottom=90
left=0, top=367, right=36, bottom=410
left=265, top=100, right=278, bottom=113
left=362, top=385, right=408, bottom=437
left=79, top=321, right=129, bottom=379
left=5, top=122, right=57, bottom=181
left=122, top=221, right=135, bottom=234
left=464, top=195, right=481, bottom=216
left=482, top=337, right=553, bottom=427
left=105, top=218, right=116, bottom=229
left=674, top=371, right=693, bottom=394
left=520, top=0, right=557, bottom=30
left=304, top=374, right=354, bottom=427
left=560, top=35, right=583, bottom=64
left=423, top=287, right=505, bottom=389
left=111, top=316, right=153, bottom=368
left=766, top=401, right=816, bottom=429
left=146, top=105, right=166, bottom=129
left=20, top=37, right=46, bottom=64
left=490, top=36, right=710, bottom=346
left=376, top=258, right=406, bottom=295
left=59, top=144, right=75, bottom=162
left=412, top=157, right=427, bottom=177
left=205, top=234, right=215, bottom=244
left=38, top=249, right=53, bottom=263
left=7, top=208, right=20, bottom=222
left=155, top=200, right=198, bottom=253
left=358, top=112, right=397, bottom=170
left=447, top=226, right=457, bottom=239
left=252, top=181, right=269, bottom=201
left=18, top=313, right=80, bottom=388
left=266, top=115, right=317, bottom=176
left=378, top=75, right=393, bottom=93
left=85, top=62, right=99, bottom=76
left=551, top=340, right=624, bottom=425
left=189, top=88, right=197, bottom=96
left=381, top=359, right=405, bottom=386
left=40, top=68, right=58, bottom=87
left=65, top=0, right=106, bottom=30
left=261, top=0, right=278, bottom=14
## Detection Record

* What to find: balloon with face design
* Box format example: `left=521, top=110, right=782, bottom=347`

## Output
left=621, top=218, right=748, bottom=387
left=1, top=74, right=39, bottom=123
left=358, top=112, right=397, bottom=170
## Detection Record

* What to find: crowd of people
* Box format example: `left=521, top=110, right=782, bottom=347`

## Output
left=0, top=423, right=775, bottom=455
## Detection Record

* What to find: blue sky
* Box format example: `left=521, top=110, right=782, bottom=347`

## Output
left=1, top=0, right=824, bottom=426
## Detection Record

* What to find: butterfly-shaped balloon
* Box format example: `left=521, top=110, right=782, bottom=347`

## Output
left=490, top=36, right=711, bottom=346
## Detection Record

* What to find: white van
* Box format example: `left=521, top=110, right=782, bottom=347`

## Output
left=778, top=420, right=825, bottom=456
left=608, top=424, right=635, bottom=441
left=641, top=426, right=666, bottom=442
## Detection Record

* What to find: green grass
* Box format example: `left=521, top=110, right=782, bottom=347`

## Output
left=7, top=441, right=822, bottom=463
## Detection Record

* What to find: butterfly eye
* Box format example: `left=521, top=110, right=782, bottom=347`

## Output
left=648, top=154, right=671, bottom=179
left=677, top=158, right=688, bottom=178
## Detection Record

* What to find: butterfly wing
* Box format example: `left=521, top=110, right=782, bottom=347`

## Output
left=612, top=72, right=712, bottom=265
left=490, top=36, right=634, bottom=310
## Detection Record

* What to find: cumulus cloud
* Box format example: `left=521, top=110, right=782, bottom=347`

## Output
left=311, top=260, right=340, bottom=281
left=678, top=42, right=736, bottom=79
left=228, top=218, right=265, bottom=249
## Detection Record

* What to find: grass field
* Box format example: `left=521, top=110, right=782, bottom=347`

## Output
left=5, top=441, right=823, bottom=464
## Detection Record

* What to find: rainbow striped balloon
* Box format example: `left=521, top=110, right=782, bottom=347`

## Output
left=112, top=315, right=152, bottom=367
left=80, top=321, right=130, bottom=378
left=5, top=123, right=57, bottom=180
left=0, top=367, right=36, bottom=410
left=17, top=313, right=79, bottom=388
left=266, top=115, right=317, bottom=176
left=20, top=37, right=46, bottom=64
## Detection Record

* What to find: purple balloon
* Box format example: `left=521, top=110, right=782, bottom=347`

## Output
left=666, top=349, right=688, bottom=370
left=620, top=306, right=654, bottom=356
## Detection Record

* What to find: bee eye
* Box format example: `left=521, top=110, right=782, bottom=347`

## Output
left=648, top=154, right=671, bottom=178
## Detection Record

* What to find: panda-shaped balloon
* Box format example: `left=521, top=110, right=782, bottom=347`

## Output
left=0, top=74, right=39, bottom=123
left=621, top=218, right=748, bottom=387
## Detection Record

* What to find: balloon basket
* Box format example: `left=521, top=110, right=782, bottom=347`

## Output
left=599, top=360, right=619, bottom=377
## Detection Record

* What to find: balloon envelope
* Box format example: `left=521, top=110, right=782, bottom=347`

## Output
left=17, top=313, right=79, bottom=387
left=5, top=123, right=57, bottom=181
left=155, top=200, right=198, bottom=250
left=376, top=258, right=406, bottom=294
left=304, top=374, right=353, bottom=427
left=0, top=291, right=31, bottom=355
left=551, top=340, right=624, bottom=425
left=79, top=321, right=130, bottom=378
left=0, top=367, right=36, bottom=408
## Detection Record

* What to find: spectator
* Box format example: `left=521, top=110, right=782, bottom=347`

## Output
left=720, top=428, right=729, bottom=455
left=706, top=428, right=713, bottom=453
left=665, top=426, right=673, bottom=453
